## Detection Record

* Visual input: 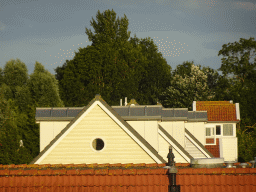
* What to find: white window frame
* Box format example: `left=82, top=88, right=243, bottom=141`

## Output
left=205, top=126, right=216, bottom=145
left=205, top=123, right=235, bottom=145
left=222, top=124, right=235, bottom=137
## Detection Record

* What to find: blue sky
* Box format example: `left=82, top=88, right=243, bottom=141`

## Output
left=0, top=0, right=255, bottom=76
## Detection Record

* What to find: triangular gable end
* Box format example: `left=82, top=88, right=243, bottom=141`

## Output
left=30, top=95, right=166, bottom=164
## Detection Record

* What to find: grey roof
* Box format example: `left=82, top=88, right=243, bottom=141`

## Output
left=36, top=105, right=208, bottom=122
left=30, top=95, right=167, bottom=164
left=187, top=111, right=208, bottom=121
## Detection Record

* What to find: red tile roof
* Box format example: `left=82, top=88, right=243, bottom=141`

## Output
left=0, top=163, right=255, bottom=192
left=196, top=101, right=238, bottom=121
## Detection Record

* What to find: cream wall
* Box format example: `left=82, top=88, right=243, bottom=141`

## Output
left=39, top=121, right=70, bottom=152
left=127, top=121, right=145, bottom=137
left=159, top=122, right=185, bottom=148
left=158, top=134, right=188, bottom=163
left=127, top=121, right=159, bottom=152
left=219, top=137, right=238, bottom=161
left=185, top=122, right=205, bottom=145
left=39, top=105, right=156, bottom=164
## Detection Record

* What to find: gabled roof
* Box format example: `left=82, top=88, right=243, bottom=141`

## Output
left=195, top=101, right=239, bottom=122
left=30, top=94, right=166, bottom=164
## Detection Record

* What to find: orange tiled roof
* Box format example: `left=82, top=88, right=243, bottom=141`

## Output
left=196, top=101, right=238, bottom=121
left=0, top=163, right=255, bottom=192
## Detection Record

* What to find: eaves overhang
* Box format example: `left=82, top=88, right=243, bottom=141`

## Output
left=206, top=120, right=240, bottom=123
left=121, top=116, right=162, bottom=121
left=35, top=117, right=74, bottom=121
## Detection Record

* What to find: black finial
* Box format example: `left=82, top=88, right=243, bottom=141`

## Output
left=167, top=146, right=175, bottom=167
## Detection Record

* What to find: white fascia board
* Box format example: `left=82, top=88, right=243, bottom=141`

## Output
left=236, top=103, right=240, bottom=120
left=185, top=132, right=211, bottom=158
left=158, top=129, right=190, bottom=163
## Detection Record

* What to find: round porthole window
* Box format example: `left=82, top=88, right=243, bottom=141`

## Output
left=92, top=138, right=104, bottom=151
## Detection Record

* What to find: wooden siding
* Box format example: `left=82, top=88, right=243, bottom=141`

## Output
left=40, top=104, right=155, bottom=164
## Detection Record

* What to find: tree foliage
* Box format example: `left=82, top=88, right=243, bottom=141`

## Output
left=129, top=35, right=172, bottom=105
left=85, top=9, right=131, bottom=47
left=218, top=37, right=256, bottom=85
left=28, top=62, right=64, bottom=107
left=159, top=62, right=210, bottom=110
left=3, top=59, right=29, bottom=98
left=0, top=94, right=32, bottom=164
left=0, top=59, right=64, bottom=164
left=56, top=9, right=171, bottom=107
left=218, top=37, right=256, bottom=161
left=218, top=37, right=256, bottom=126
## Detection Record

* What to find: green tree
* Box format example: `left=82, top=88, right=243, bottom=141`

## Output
left=0, top=59, right=41, bottom=164
left=28, top=61, right=64, bottom=107
left=218, top=37, right=256, bottom=85
left=160, top=63, right=210, bottom=110
left=171, top=61, right=195, bottom=78
left=0, top=94, right=32, bottom=164
left=129, top=35, right=172, bottom=105
left=3, top=59, right=29, bottom=98
left=0, top=67, right=3, bottom=85
left=56, top=9, right=173, bottom=107
left=218, top=37, right=256, bottom=161
left=0, top=83, right=13, bottom=101
left=218, top=37, right=256, bottom=126
left=56, top=9, right=162, bottom=107
left=85, top=9, right=131, bottom=47
left=55, top=40, right=144, bottom=107
left=14, top=85, right=33, bottom=113
left=237, top=125, right=256, bottom=162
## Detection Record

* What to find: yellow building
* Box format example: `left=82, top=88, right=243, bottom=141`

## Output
left=30, top=94, right=239, bottom=164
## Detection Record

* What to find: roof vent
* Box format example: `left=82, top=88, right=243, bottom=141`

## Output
left=127, top=98, right=139, bottom=106
left=230, top=100, right=233, bottom=104
left=157, top=101, right=162, bottom=105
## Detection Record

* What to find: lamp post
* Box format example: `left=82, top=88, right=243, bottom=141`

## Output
left=165, top=146, right=180, bottom=192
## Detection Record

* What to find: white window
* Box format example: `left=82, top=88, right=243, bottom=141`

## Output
left=205, top=127, right=216, bottom=145
left=206, top=127, right=214, bottom=136
left=223, top=124, right=233, bottom=136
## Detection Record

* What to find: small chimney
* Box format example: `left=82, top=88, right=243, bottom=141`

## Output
left=230, top=100, right=233, bottom=104
left=125, top=97, right=127, bottom=106
left=120, top=99, right=122, bottom=106
left=193, top=101, right=196, bottom=111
